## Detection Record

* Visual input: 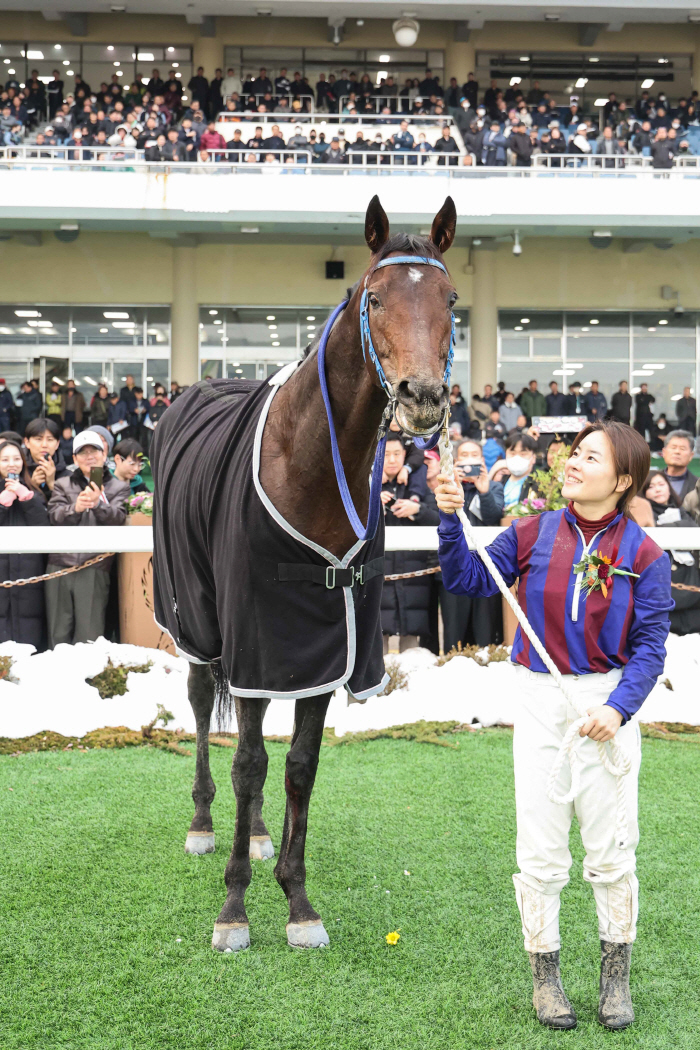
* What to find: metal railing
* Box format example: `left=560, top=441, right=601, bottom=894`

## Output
left=215, top=110, right=458, bottom=126
left=531, top=152, right=700, bottom=171
left=223, top=91, right=315, bottom=113
left=0, top=524, right=697, bottom=554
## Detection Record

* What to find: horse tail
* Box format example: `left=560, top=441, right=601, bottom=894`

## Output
left=211, top=660, right=234, bottom=731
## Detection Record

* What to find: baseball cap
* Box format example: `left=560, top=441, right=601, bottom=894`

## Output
left=577, top=122, right=588, bottom=132
left=73, top=430, right=104, bottom=453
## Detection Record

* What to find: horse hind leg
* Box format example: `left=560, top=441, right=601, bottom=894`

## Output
left=274, top=694, right=331, bottom=949
left=184, top=663, right=217, bottom=855
left=212, top=696, right=268, bottom=952
left=249, top=698, right=275, bottom=861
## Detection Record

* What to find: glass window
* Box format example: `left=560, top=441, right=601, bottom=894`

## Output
left=566, top=311, right=629, bottom=336
left=0, top=304, right=69, bottom=347
left=74, top=361, right=111, bottom=397
left=114, top=363, right=145, bottom=389
left=146, top=359, right=169, bottom=397
left=567, top=336, right=629, bottom=360
left=226, top=363, right=257, bottom=379
left=226, top=307, right=298, bottom=351
left=200, top=359, right=222, bottom=380
left=632, top=312, right=696, bottom=359
left=579, top=361, right=632, bottom=405
left=145, top=307, right=170, bottom=348
left=633, top=362, right=695, bottom=420
left=500, top=335, right=530, bottom=360
left=71, top=306, right=145, bottom=348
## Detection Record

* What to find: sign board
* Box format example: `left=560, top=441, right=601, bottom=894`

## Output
left=532, top=415, right=588, bottom=434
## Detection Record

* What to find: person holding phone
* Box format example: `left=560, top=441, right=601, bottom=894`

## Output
left=22, top=417, right=68, bottom=502
left=45, top=430, right=130, bottom=647
left=0, top=439, right=49, bottom=649
left=441, top=439, right=505, bottom=651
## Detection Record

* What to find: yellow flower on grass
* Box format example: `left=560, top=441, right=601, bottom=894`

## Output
left=386, top=930, right=401, bottom=945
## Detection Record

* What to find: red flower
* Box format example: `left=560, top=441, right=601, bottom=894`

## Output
left=597, top=563, right=611, bottom=579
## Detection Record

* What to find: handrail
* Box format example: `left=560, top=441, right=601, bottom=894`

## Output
left=0, top=524, right=698, bottom=554
left=215, top=110, right=457, bottom=125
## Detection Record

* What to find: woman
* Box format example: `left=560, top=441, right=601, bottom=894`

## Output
left=90, top=383, right=111, bottom=428
left=149, top=385, right=170, bottom=425
left=435, top=421, right=672, bottom=1031
left=641, top=471, right=700, bottom=634
left=498, top=391, right=521, bottom=432
left=0, top=440, right=49, bottom=649
left=22, top=418, right=67, bottom=502
left=45, top=381, right=63, bottom=427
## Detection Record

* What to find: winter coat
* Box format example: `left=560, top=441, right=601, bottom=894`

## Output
left=45, top=391, right=62, bottom=418
left=24, top=450, right=69, bottom=503
left=634, top=391, right=655, bottom=422
left=499, top=402, right=521, bottom=431
left=518, top=388, right=547, bottom=422
left=610, top=391, right=632, bottom=423
left=682, top=477, right=700, bottom=524
left=676, top=396, right=697, bottom=427
left=90, top=394, right=110, bottom=427
left=584, top=390, right=608, bottom=421
left=508, top=131, right=533, bottom=166
left=460, top=481, right=505, bottom=527
left=47, top=469, right=129, bottom=570
left=0, top=388, right=14, bottom=429
left=381, top=484, right=440, bottom=637
left=17, top=389, right=43, bottom=431
left=545, top=392, right=569, bottom=414
left=107, top=400, right=128, bottom=427
left=0, top=490, right=49, bottom=649
left=60, top=389, right=86, bottom=423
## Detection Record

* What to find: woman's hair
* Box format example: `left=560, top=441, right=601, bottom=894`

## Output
left=0, top=440, right=31, bottom=485
left=0, top=430, right=23, bottom=445
left=569, top=421, right=650, bottom=517
left=641, top=469, right=680, bottom=508
left=23, top=417, right=60, bottom=442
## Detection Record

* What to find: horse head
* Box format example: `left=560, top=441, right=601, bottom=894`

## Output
left=362, top=194, right=457, bottom=437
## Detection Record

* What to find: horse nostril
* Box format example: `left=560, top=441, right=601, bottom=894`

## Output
left=397, top=379, right=447, bottom=407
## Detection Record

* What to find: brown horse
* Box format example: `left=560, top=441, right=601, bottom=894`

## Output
left=156, top=195, right=457, bottom=951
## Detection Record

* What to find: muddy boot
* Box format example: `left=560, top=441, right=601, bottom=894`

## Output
left=528, top=951, right=577, bottom=1030
left=598, top=941, right=634, bottom=1029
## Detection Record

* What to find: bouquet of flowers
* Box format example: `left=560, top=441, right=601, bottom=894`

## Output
left=511, top=443, right=569, bottom=517
left=126, top=492, right=154, bottom=516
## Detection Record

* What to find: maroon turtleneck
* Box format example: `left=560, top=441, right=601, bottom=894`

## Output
left=568, top=501, right=619, bottom=544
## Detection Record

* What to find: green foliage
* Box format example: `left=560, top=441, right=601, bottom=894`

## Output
left=379, top=658, right=409, bottom=696
left=436, top=642, right=511, bottom=666
left=512, top=441, right=570, bottom=516
left=85, top=657, right=153, bottom=699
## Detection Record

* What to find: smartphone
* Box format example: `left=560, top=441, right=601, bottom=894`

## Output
left=457, top=464, right=481, bottom=479
left=7, top=472, right=18, bottom=481
left=89, top=466, right=103, bottom=489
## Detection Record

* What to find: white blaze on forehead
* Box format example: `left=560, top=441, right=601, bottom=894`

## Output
left=407, top=267, right=423, bottom=283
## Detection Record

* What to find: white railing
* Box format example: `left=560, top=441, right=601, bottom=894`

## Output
left=215, top=110, right=456, bottom=126
left=223, top=92, right=315, bottom=112
left=531, top=153, right=700, bottom=171
left=2, top=525, right=698, bottom=554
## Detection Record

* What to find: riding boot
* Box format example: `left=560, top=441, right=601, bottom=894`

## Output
left=528, top=951, right=577, bottom=1030
left=598, top=940, right=634, bottom=1029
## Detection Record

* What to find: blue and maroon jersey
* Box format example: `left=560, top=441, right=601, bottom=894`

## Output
left=438, top=506, right=673, bottom=722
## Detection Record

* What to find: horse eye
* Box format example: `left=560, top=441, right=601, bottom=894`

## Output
left=368, top=293, right=380, bottom=308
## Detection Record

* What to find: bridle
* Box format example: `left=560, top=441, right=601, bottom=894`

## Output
left=315, top=253, right=455, bottom=542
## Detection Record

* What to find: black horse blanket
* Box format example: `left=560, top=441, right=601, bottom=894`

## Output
left=151, top=369, right=388, bottom=700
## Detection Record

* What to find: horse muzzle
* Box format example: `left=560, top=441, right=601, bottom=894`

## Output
left=394, top=378, right=447, bottom=437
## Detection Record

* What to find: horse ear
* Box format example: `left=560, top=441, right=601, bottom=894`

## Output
left=430, top=196, right=457, bottom=254
left=365, top=195, right=390, bottom=253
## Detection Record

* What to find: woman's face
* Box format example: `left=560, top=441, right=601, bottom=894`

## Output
left=25, top=429, right=59, bottom=462
left=646, top=473, right=672, bottom=505
left=0, top=444, right=23, bottom=478
left=562, top=431, right=629, bottom=505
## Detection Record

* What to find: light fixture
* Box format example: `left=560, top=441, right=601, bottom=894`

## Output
left=2, top=60, right=8, bottom=65
left=107, top=45, right=114, bottom=51
left=100, top=327, right=109, bottom=333
left=594, top=97, right=608, bottom=106
left=641, top=78, right=655, bottom=90
left=167, top=46, right=175, bottom=52
left=116, top=71, right=123, bottom=76
left=174, top=72, right=181, bottom=78
left=26, top=50, right=44, bottom=60
left=15, top=309, right=41, bottom=317
left=658, top=58, right=669, bottom=64
left=379, top=54, right=391, bottom=63
left=240, top=226, right=259, bottom=234
left=632, top=369, right=655, bottom=376
left=71, top=327, right=77, bottom=333
left=454, top=316, right=461, bottom=323
left=689, top=12, right=700, bottom=22
left=213, top=319, right=222, bottom=325
left=544, top=12, right=560, bottom=21
left=553, top=369, right=576, bottom=376
left=266, top=314, right=276, bottom=320
left=589, top=319, right=599, bottom=324
left=647, top=327, right=656, bottom=332
left=111, top=321, right=135, bottom=329
left=137, top=52, right=155, bottom=61
left=0, top=327, right=13, bottom=335
left=268, top=324, right=277, bottom=330
left=509, top=76, right=522, bottom=87
left=658, top=320, right=669, bottom=325
left=103, top=311, right=129, bottom=318
left=520, top=317, right=530, bottom=323
left=54, top=44, right=62, bottom=50
left=512, top=230, right=522, bottom=256
left=644, top=363, right=665, bottom=369
left=306, top=315, right=315, bottom=320
left=272, top=341, right=280, bottom=346
left=63, top=60, right=70, bottom=66
left=209, top=309, right=218, bottom=315
left=567, top=362, right=584, bottom=368
left=519, top=55, right=529, bottom=62
left=575, top=77, right=588, bottom=88
left=66, top=70, right=74, bottom=76
left=113, top=61, right=120, bottom=66
left=514, top=325, right=523, bottom=331
left=392, top=17, right=420, bottom=47
left=83, top=376, right=97, bottom=386
left=52, top=376, right=65, bottom=385
left=172, top=62, right=179, bottom=68
left=7, top=68, right=15, bottom=75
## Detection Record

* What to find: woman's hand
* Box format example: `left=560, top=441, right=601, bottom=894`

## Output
left=435, top=474, right=464, bottom=515
left=380, top=489, right=395, bottom=506
left=4, top=478, right=20, bottom=494
left=579, top=705, right=623, bottom=742
left=391, top=498, right=419, bottom=518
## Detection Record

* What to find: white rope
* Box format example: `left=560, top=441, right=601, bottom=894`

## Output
left=438, top=429, right=631, bottom=849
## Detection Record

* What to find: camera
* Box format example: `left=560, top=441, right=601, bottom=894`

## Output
left=512, top=230, right=522, bottom=257
left=674, top=304, right=684, bottom=316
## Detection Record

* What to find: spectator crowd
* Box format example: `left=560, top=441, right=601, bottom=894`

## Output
left=3, top=62, right=700, bottom=169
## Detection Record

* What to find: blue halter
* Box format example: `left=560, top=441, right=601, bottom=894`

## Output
left=316, top=254, right=455, bottom=543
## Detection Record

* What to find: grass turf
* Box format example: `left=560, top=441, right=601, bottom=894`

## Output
left=1, top=730, right=699, bottom=1049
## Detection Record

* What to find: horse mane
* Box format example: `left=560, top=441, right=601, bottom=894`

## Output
left=301, top=234, right=440, bottom=360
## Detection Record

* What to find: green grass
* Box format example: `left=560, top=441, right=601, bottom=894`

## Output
left=1, top=731, right=699, bottom=1049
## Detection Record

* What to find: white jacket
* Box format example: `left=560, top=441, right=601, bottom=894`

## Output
left=222, top=75, right=242, bottom=99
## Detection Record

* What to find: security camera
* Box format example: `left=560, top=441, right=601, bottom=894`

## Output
left=674, top=303, right=685, bottom=315
left=512, top=230, right=522, bottom=257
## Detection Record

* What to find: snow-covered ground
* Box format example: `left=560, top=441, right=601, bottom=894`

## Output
left=0, top=634, right=698, bottom=741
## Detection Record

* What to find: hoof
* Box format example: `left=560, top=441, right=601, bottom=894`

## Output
left=286, top=920, right=330, bottom=949
left=185, top=831, right=215, bottom=855
left=249, top=835, right=275, bottom=861
left=212, top=922, right=250, bottom=953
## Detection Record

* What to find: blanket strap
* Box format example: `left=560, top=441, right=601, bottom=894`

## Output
left=278, top=558, right=385, bottom=589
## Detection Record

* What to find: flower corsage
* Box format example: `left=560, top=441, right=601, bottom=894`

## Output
left=573, top=548, right=639, bottom=600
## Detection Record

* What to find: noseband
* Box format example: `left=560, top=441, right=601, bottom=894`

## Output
left=314, top=253, right=455, bottom=542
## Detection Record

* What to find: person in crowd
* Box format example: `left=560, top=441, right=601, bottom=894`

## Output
left=59, top=425, right=74, bottom=462
left=440, top=439, right=505, bottom=651
left=508, top=122, right=535, bottom=166
left=449, top=388, right=469, bottom=435
left=200, top=121, right=227, bottom=156
left=661, top=429, right=696, bottom=502
left=641, top=471, right=700, bottom=634
left=113, top=438, right=149, bottom=495
left=0, top=379, right=14, bottom=432
left=107, top=391, right=129, bottom=434
left=60, top=378, right=86, bottom=434
left=0, top=439, right=49, bottom=649
left=650, top=127, right=677, bottom=169
left=595, top=125, right=626, bottom=168
left=633, top=382, right=655, bottom=438
left=650, top=412, right=668, bottom=452
left=16, top=381, right=43, bottom=436
left=499, top=391, right=521, bottom=432
left=479, top=121, right=508, bottom=166
left=433, top=124, right=459, bottom=166
left=90, top=382, right=111, bottom=427
left=45, top=381, right=63, bottom=427
left=676, top=386, right=697, bottom=434
left=584, top=380, right=608, bottom=422
left=148, top=385, right=170, bottom=427
left=45, top=430, right=130, bottom=647
left=169, top=380, right=182, bottom=401
left=545, top=380, right=568, bottom=415
left=610, top=380, right=632, bottom=424
left=485, top=408, right=506, bottom=442
left=22, top=417, right=67, bottom=502
left=380, top=435, right=439, bottom=653
left=489, top=432, right=538, bottom=509
left=565, top=380, right=587, bottom=418
left=468, top=391, right=495, bottom=437
left=519, top=379, right=547, bottom=424
left=128, top=386, right=150, bottom=446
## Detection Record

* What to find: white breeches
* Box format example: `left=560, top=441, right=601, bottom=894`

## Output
left=512, top=666, right=642, bottom=953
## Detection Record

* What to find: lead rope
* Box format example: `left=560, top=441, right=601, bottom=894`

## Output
left=437, top=427, right=632, bottom=849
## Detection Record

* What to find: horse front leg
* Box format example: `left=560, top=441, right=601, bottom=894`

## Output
left=184, top=663, right=217, bottom=855
left=212, top=696, right=268, bottom=952
left=274, top=693, right=331, bottom=949
left=248, top=698, right=275, bottom=861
